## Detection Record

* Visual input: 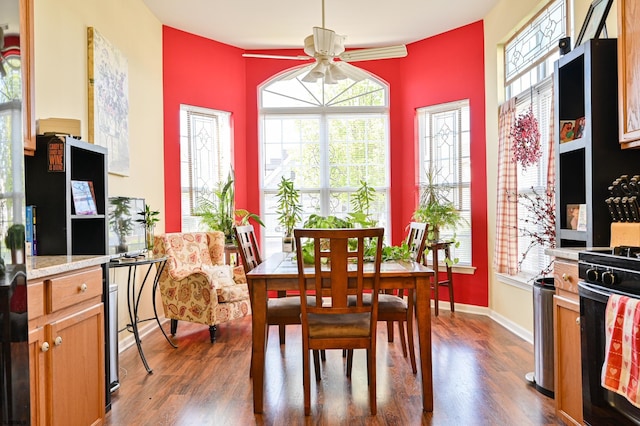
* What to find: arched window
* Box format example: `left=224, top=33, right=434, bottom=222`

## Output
left=259, top=65, right=390, bottom=257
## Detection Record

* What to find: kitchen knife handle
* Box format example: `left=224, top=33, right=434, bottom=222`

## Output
left=606, top=197, right=619, bottom=222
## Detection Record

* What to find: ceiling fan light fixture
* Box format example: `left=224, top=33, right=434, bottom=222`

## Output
left=313, top=27, right=336, bottom=56
left=328, top=62, right=347, bottom=80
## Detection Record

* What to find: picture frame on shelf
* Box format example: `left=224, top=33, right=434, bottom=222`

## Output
left=560, top=120, right=576, bottom=143
left=71, top=180, right=98, bottom=215
left=575, top=0, right=613, bottom=47
left=573, top=116, right=586, bottom=139
left=567, top=204, right=581, bottom=230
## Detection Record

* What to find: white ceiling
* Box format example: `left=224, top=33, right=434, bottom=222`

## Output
left=142, top=0, right=498, bottom=51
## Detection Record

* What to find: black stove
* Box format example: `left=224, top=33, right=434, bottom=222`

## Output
left=579, top=246, right=640, bottom=295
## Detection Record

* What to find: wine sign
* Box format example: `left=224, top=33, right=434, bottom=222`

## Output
left=47, top=138, right=65, bottom=172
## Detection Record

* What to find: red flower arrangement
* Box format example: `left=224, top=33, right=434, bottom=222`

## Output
left=510, top=105, right=541, bottom=170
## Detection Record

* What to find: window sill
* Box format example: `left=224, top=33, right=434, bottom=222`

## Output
left=424, top=262, right=476, bottom=275
left=495, top=272, right=540, bottom=291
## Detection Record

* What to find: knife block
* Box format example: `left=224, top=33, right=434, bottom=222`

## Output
left=610, top=222, right=640, bottom=247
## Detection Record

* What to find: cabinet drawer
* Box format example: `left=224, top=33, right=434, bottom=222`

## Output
left=28, top=281, right=45, bottom=320
left=47, top=268, right=102, bottom=313
left=554, top=260, right=579, bottom=294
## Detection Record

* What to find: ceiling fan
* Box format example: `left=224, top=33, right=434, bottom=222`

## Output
left=242, top=0, right=408, bottom=83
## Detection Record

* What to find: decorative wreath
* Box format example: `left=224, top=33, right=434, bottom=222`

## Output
left=510, top=105, right=541, bottom=170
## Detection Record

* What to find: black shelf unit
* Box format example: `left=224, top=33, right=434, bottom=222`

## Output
left=25, top=135, right=108, bottom=255
left=554, top=39, right=640, bottom=247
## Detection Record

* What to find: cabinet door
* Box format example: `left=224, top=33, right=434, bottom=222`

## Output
left=553, top=294, right=583, bottom=426
left=28, top=326, right=46, bottom=426
left=619, top=0, right=640, bottom=147
left=48, top=303, right=105, bottom=426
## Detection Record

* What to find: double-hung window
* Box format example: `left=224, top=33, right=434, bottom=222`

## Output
left=417, top=100, right=472, bottom=265
left=259, top=68, right=390, bottom=257
left=179, top=105, right=232, bottom=232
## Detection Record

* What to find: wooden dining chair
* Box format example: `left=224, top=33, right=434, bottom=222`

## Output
left=379, top=222, right=426, bottom=372
left=294, top=227, right=384, bottom=416
left=235, top=224, right=298, bottom=345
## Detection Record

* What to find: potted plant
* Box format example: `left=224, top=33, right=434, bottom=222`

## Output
left=5, top=223, right=25, bottom=264
left=196, top=169, right=264, bottom=244
left=109, top=197, right=133, bottom=253
left=413, top=166, right=465, bottom=243
left=275, top=176, right=302, bottom=252
left=349, top=180, right=378, bottom=228
left=136, top=204, right=160, bottom=251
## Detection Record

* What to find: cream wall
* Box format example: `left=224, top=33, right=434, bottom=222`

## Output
left=484, top=0, right=618, bottom=338
left=33, top=0, right=165, bottom=346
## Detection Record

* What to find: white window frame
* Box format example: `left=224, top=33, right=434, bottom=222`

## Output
left=417, top=99, right=472, bottom=265
left=179, top=104, right=232, bottom=232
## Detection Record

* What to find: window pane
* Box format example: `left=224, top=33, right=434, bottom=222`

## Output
left=260, top=69, right=390, bottom=257
left=179, top=105, right=231, bottom=232
left=417, top=100, right=472, bottom=265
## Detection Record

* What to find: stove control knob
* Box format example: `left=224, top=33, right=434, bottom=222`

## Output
left=586, top=268, right=600, bottom=282
left=602, top=271, right=618, bottom=286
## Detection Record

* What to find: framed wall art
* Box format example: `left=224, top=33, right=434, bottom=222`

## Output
left=87, top=27, right=130, bottom=176
left=575, top=0, right=613, bottom=47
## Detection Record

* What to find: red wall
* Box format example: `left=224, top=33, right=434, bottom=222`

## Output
left=162, top=22, right=488, bottom=308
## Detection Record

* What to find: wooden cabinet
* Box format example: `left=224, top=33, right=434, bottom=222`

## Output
left=618, top=0, right=640, bottom=148
left=25, top=136, right=108, bottom=255
left=552, top=259, right=582, bottom=425
left=554, top=39, right=640, bottom=248
left=28, top=266, right=105, bottom=426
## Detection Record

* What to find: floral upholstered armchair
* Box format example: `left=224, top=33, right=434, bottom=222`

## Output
left=153, top=231, right=251, bottom=343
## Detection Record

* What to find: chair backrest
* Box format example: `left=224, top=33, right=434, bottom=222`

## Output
left=406, top=222, right=428, bottom=263
left=153, top=231, right=225, bottom=277
left=294, top=227, right=384, bottom=318
left=234, top=224, right=263, bottom=273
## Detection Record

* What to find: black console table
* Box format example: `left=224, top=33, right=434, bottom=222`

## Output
left=109, top=255, right=171, bottom=373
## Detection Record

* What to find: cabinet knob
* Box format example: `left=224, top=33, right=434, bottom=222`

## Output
left=41, top=342, right=50, bottom=352
left=79, top=283, right=88, bottom=293
left=54, top=336, right=63, bottom=346
left=576, top=316, right=581, bottom=325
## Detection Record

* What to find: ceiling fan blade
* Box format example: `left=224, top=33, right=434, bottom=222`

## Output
left=242, top=53, right=312, bottom=61
left=333, top=62, right=370, bottom=82
left=339, top=45, right=408, bottom=62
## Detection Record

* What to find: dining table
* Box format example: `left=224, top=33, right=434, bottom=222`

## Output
left=246, top=252, right=435, bottom=414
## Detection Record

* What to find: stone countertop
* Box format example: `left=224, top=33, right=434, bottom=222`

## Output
left=544, top=247, right=610, bottom=262
left=26, top=255, right=111, bottom=280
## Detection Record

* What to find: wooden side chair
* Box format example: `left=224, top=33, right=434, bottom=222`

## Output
left=235, top=224, right=300, bottom=344
left=379, top=222, right=426, bottom=372
left=294, top=227, right=384, bottom=416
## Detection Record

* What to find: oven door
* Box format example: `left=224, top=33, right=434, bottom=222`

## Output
left=579, top=281, right=640, bottom=425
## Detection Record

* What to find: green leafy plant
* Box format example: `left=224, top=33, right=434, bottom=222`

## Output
left=136, top=204, right=160, bottom=229
left=349, top=180, right=377, bottom=228
left=196, top=170, right=264, bottom=244
left=275, top=176, right=302, bottom=238
left=109, top=197, right=133, bottom=249
left=413, top=166, right=466, bottom=243
left=4, top=224, right=25, bottom=251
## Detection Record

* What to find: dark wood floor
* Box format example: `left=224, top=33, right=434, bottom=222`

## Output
left=105, top=311, right=560, bottom=425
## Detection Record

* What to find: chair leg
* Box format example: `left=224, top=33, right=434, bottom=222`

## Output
left=398, top=320, right=408, bottom=358
left=303, top=347, right=311, bottom=416
left=368, top=347, right=377, bottom=415
left=170, top=319, right=178, bottom=335
left=278, top=324, right=286, bottom=344
left=209, top=325, right=217, bottom=343
left=407, top=313, right=417, bottom=374
left=449, top=282, right=455, bottom=313
left=313, top=350, right=322, bottom=381
left=346, top=350, right=354, bottom=378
